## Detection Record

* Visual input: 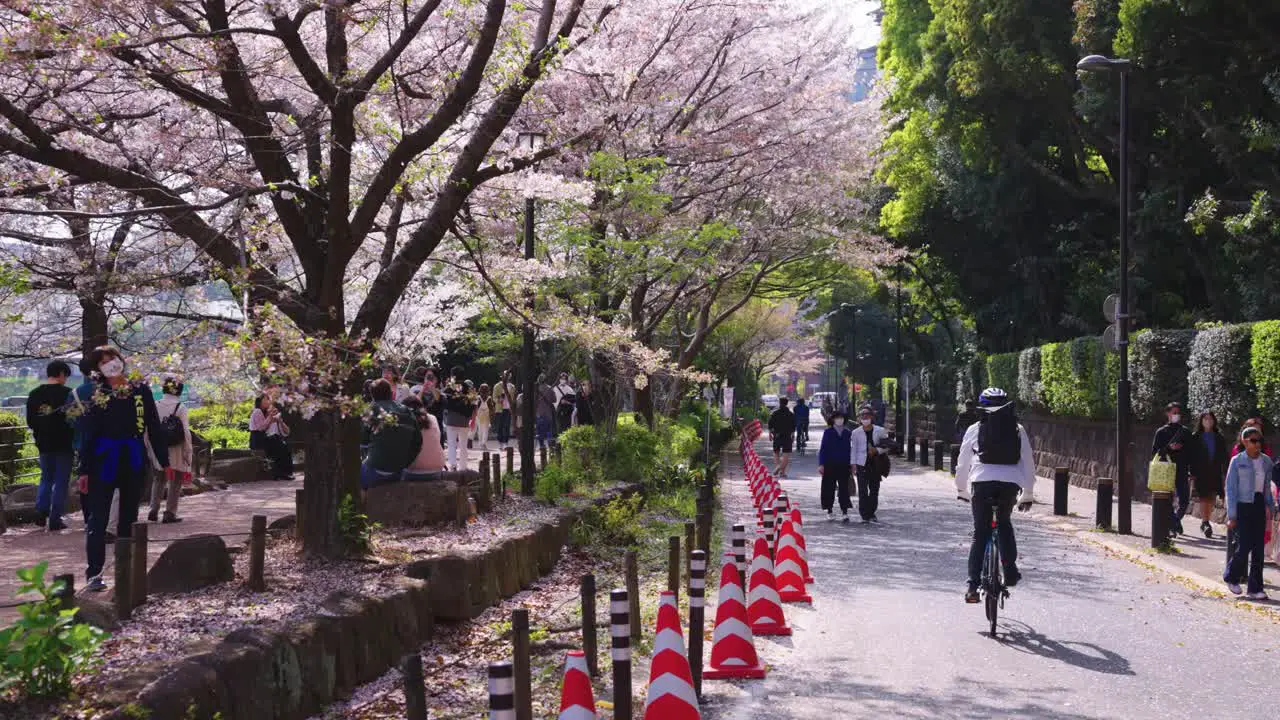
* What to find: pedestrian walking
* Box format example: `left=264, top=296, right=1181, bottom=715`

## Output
left=536, top=374, right=556, bottom=449
left=817, top=410, right=852, bottom=520
left=953, top=399, right=979, bottom=444
left=144, top=375, right=192, bottom=524
left=1190, top=410, right=1228, bottom=538
left=1224, top=426, right=1275, bottom=599
left=768, top=397, right=796, bottom=478
left=249, top=393, right=294, bottom=480
left=361, top=379, right=421, bottom=489
left=793, top=397, right=811, bottom=450
left=401, top=395, right=446, bottom=479
left=26, top=359, right=74, bottom=531
left=494, top=369, right=516, bottom=447
left=76, top=346, right=169, bottom=591
left=554, top=372, right=576, bottom=439
left=852, top=405, right=890, bottom=522
left=576, top=379, right=595, bottom=426
left=474, top=383, right=494, bottom=451
left=1151, top=401, right=1193, bottom=536
left=442, top=369, right=476, bottom=471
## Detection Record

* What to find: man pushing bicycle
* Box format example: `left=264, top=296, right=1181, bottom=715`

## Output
left=954, top=388, right=1036, bottom=604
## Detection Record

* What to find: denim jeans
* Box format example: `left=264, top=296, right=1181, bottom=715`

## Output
left=360, top=460, right=401, bottom=490
left=1226, top=494, right=1266, bottom=593
left=535, top=416, right=552, bottom=448
left=36, top=451, right=73, bottom=524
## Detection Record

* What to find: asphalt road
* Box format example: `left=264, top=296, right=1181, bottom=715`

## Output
left=701, top=441, right=1277, bottom=719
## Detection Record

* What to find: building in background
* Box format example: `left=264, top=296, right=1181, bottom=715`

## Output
left=850, top=45, right=879, bottom=102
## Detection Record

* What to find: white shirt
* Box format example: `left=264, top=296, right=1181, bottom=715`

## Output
left=1253, top=456, right=1269, bottom=495
left=249, top=408, right=287, bottom=437
left=954, top=421, right=1037, bottom=499
left=394, top=383, right=412, bottom=402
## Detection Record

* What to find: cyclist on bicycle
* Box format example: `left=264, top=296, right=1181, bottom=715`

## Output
left=955, top=387, right=1036, bottom=604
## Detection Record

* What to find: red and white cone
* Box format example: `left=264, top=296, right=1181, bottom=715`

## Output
left=558, top=650, right=596, bottom=720
left=746, top=537, right=792, bottom=636
left=705, top=552, right=766, bottom=679
left=774, top=520, right=813, bottom=604
left=643, top=591, right=700, bottom=720
left=788, top=508, right=814, bottom=584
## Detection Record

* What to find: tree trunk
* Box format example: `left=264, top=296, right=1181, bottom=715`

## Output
left=300, top=409, right=362, bottom=558
left=79, top=294, right=108, bottom=357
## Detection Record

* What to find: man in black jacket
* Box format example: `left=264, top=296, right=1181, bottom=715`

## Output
left=768, top=398, right=796, bottom=478
left=26, top=360, right=74, bottom=530
left=1151, top=401, right=1194, bottom=536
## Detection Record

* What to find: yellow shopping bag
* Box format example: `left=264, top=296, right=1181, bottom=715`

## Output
left=1147, top=454, right=1177, bottom=493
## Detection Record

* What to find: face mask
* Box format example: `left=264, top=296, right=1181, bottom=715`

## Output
left=861, top=418, right=872, bottom=427
left=1169, top=414, right=1181, bottom=424
left=100, top=358, right=124, bottom=378
left=834, top=419, right=844, bottom=428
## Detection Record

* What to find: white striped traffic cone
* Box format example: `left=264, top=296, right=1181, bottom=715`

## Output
left=746, top=537, right=792, bottom=636
left=558, top=650, right=596, bottom=720
left=774, top=520, right=812, bottom=604
left=704, top=552, right=766, bottom=679
left=643, top=591, right=700, bottom=719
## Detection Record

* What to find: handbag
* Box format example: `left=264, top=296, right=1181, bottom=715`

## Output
left=1147, top=454, right=1177, bottom=493
left=875, top=450, right=891, bottom=479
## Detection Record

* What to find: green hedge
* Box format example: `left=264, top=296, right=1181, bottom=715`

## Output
left=955, top=356, right=986, bottom=408
left=1252, top=320, right=1280, bottom=428
left=1131, top=329, right=1196, bottom=424
left=0, top=411, right=22, bottom=487
left=881, top=377, right=897, bottom=405
left=986, top=352, right=1020, bottom=403
left=1188, top=323, right=1255, bottom=428
left=1040, top=338, right=1109, bottom=419
left=1018, top=347, right=1043, bottom=411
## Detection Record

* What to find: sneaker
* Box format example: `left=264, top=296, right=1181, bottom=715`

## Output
left=1174, top=519, right=1184, bottom=536
left=162, top=512, right=183, bottom=524
left=147, top=508, right=159, bottom=522
left=1227, top=582, right=1244, bottom=595
left=870, top=515, right=880, bottom=523
left=1005, top=569, right=1022, bottom=588
left=47, top=519, right=67, bottom=532
left=861, top=518, right=870, bottom=524
left=826, top=509, right=834, bottom=521
left=1202, top=521, right=1213, bottom=539
left=34, top=511, right=48, bottom=527
left=964, top=589, right=980, bottom=604
left=85, top=576, right=106, bottom=592
left=842, top=511, right=850, bottom=524
left=1247, top=591, right=1269, bottom=601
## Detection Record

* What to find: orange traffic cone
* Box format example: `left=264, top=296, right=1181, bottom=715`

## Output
left=746, top=537, right=792, bottom=636
left=644, top=591, right=700, bottom=719
left=704, top=552, right=766, bottom=679
left=558, top=650, right=596, bottom=720
left=774, top=520, right=812, bottom=604
left=788, top=508, right=814, bottom=584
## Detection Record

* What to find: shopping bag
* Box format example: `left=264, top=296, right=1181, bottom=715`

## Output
left=1147, top=454, right=1176, bottom=493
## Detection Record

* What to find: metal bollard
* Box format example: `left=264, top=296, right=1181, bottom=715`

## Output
left=1096, top=477, right=1114, bottom=530
left=1151, top=491, right=1173, bottom=548
left=512, top=608, right=532, bottom=720
left=581, top=574, right=598, bottom=676
left=907, top=438, right=917, bottom=462
left=488, top=661, right=516, bottom=720
left=114, top=537, right=132, bottom=621
left=933, top=441, right=945, bottom=471
left=248, top=515, right=267, bottom=591
left=1054, top=467, right=1069, bottom=516
left=668, top=536, right=680, bottom=601
left=131, top=521, right=149, bottom=610
left=402, top=653, right=427, bottom=720
left=732, top=523, right=747, bottom=577
left=610, top=589, right=633, bottom=720
left=689, top=550, right=707, bottom=697
left=919, top=438, right=930, bottom=467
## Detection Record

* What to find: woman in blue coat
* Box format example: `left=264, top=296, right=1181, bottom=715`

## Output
left=817, top=410, right=852, bottom=521
left=1224, top=425, right=1277, bottom=599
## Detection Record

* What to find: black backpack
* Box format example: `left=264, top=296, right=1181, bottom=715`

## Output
left=976, top=402, right=1021, bottom=465
left=161, top=404, right=185, bottom=447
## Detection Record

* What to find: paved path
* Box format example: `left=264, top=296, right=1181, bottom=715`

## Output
left=701, top=441, right=1278, bottom=719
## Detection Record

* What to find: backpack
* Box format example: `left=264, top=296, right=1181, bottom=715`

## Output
left=976, top=402, right=1021, bottom=465
left=161, top=404, right=185, bottom=447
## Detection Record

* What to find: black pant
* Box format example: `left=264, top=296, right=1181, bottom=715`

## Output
left=967, top=481, right=1021, bottom=588
left=264, top=435, right=294, bottom=479
left=85, top=457, right=144, bottom=580
left=496, top=410, right=512, bottom=444
left=1225, top=494, right=1266, bottom=593
left=821, top=463, right=852, bottom=511
left=856, top=465, right=880, bottom=520
left=1173, top=471, right=1190, bottom=522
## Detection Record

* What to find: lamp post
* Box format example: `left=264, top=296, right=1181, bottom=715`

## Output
left=517, top=130, right=546, bottom=496
left=1077, top=54, right=1133, bottom=534
left=895, top=263, right=904, bottom=451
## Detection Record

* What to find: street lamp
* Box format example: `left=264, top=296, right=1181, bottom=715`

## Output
left=895, top=263, right=904, bottom=452
left=1077, top=54, right=1134, bottom=534
left=517, top=130, right=546, bottom=496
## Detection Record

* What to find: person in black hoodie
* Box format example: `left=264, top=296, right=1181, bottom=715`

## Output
left=1190, top=410, right=1228, bottom=538
left=25, top=359, right=74, bottom=530
left=76, top=346, right=168, bottom=591
left=1151, top=401, right=1194, bottom=537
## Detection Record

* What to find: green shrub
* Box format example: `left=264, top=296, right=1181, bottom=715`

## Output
left=195, top=426, right=250, bottom=450
left=570, top=494, right=644, bottom=548
left=1040, top=339, right=1106, bottom=418
left=1188, top=323, right=1255, bottom=428
left=881, top=377, right=897, bottom=405
left=557, top=425, right=606, bottom=484
left=655, top=420, right=699, bottom=468
left=0, top=562, right=107, bottom=699
left=1253, top=321, right=1280, bottom=427
left=1018, top=346, right=1043, bottom=410
left=0, top=411, right=23, bottom=487
left=188, top=400, right=254, bottom=450
left=535, top=464, right=578, bottom=504
left=1131, top=329, right=1196, bottom=424
left=337, top=494, right=379, bottom=555
left=955, top=356, right=986, bottom=409
left=605, top=422, right=659, bottom=486
left=986, top=353, right=1020, bottom=404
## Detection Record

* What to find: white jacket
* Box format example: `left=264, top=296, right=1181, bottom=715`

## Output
left=850, top=424, right=890, bottom=468
left=146, top=394, right=194, bottom=473
left=954, top=420, right=1036, bottom=499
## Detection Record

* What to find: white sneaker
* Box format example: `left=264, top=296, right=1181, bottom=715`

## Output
left=1247, top=591, right=1269, bottom=601
left=826, top=510, right=834, bottom=521
left=1227, top=582, right=1243, bottom=596
left=85, top=575, right=106, bottom=592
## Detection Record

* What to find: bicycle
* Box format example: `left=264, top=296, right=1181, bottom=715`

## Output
left=979, top=500, right=1008, bottom=638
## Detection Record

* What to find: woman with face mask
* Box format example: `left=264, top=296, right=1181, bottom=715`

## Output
left=1151, top=401, right=1193, bottom=537
left=76, top=346, right=169, bottom=592
left=850, top=405, right=891, bottom=523
left=817, top=410, right=853, bottom=520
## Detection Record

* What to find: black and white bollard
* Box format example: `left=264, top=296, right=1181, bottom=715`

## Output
left=1054, top=467, right=1069, bottom=516
left=1151, top=491, right=1173, bottom=548
left=1096, top=477, right=1114, bottom=530
left=488, top=661, right=516, bottom=720
left=689, top=550, right=707, bottom=697
left=611, top=589, right=633, bottom=720
left=732, top=523, right=747, bottom=577
left=763, top=506, right=776, bottom=558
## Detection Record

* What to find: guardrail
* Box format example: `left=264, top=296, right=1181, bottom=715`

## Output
left=0, top=426, right=39, bottom=490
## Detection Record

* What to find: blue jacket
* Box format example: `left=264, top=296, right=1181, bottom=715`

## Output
left=1224, top=451, right=1278, bottom=521
left=817, top=426, right=851, bottom=467
left=793, top=402, right=810, bottom=427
